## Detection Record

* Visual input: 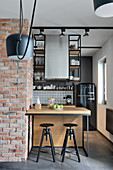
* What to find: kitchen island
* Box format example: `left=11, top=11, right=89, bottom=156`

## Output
left=26, top=106, right=91, bottom=157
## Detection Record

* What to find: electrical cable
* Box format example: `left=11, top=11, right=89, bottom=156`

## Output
left=16, top=0, right=37, bottom=60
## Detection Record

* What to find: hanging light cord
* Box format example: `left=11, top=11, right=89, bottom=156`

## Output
left=16, top=0, right=37, bottom=60
left=16, top=0, right=23, bottom=60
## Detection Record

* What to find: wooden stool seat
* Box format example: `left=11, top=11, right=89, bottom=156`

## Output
left=40, top=123, right=54, bottom=128
left=63, top=123, right=78, bottom=128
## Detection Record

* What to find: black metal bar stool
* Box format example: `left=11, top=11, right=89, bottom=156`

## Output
left=61, top=123, right=80, bottom=162
left=36, top=123, right=55, bottom=162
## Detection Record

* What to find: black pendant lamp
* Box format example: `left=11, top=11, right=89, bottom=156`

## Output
left=93, top=0, right=113, bottom=17
left=6, top=0, right=37, bottom=60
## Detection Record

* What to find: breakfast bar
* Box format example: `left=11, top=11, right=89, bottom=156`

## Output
left=26, top=106, right=91, bottom=158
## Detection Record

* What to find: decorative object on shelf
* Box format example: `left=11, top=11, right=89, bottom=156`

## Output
left=6, top=0, right=37, bottom=60
left=70, top=76, right=73, bottom=80
left=93, top=0, right=113, bottom=17
left=71, top=59, right=76, bottom=65
left=70, top=44, right=75, bottom=50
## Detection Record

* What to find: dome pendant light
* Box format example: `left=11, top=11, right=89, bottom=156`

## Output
left=93, top=0, right=113, bottom=18
left=6, top=0, right=37, bottom=60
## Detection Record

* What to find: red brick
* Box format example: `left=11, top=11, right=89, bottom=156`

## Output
left=0, top=71, right=4, bottom=74
left=4, top=78, right=17, bottom=82
left=3, top=120, right=16, bottom=123
left=3, top=128, right=15, bottom=132
left=15, top=153, right=24, bottom=157
left=0, top=75, right=10, bottom=78
left=9, top=108, right=22, bottom=111
left=2, top=153, right=15, bottom=157
left=0, top=157, right=8, bottom=161
left=10, top=131, right=22, bottom=136
left=12, top=91, right=22, bottom=95
left=3, top=137, right=16, bottom=140
left=9, top=116, right=22, bottom=119
left=0, top=132, right=8, bottom=135
left=4, top=62, right=17, bottom=66
left=0, top=34, right=8, bottom=39
left=3, top=145, right=16, bottom=149
left=16, top=137, right=24, bottom=140
left=22, top=141, right=26, bottom=144
left=0, top=91, right=10, bottom=94
left=12, top=19, right=19, bottom=23
left=17, top=95, right=25, bottom=99
left=0, top=87, right=3, bottom=90
left=0, top=99, right=6, bottom=103
left=9, top=87, right=17, bottom=91
left=0, top=19, right=11, bottom=22
left=0, top=51, right=6, bottom=55
left=10, top=124, right=21, bottom=128
left=0, top=59, right=11, bottom=62
left=3, top=103, right=16, bottom=107
left=0, top=123, right=9, bottom=128
left=3, top=95, right=16, bottom=98
left=9, top=157, right=21, bottom=161
left=4, top=70, right=17, bottom=74
left=0, top=115, right=8, bottom=119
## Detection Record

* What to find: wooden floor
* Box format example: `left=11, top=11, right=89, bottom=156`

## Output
left=0, top=131, right=113, bottom=170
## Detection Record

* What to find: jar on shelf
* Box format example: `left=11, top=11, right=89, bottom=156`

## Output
left=48, top=98, right=55, bottom=108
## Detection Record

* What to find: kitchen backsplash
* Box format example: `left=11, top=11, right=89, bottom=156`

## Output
left=33, top=90, right=73, bottom=105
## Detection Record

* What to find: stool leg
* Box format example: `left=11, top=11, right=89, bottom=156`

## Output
left=36, top=129, right=45, bottom=162
left=62, top=129, right=69, bottom=162
left=49, top=129, right=55, bottom=162
left=72, top=129, right=80, bottom=162
left=61, top=129, right=68, bottom=155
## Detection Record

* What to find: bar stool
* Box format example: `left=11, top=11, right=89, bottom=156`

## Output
left=61, top=123, right=80, bottom=162
left=36, top=123, right=55, bottom=162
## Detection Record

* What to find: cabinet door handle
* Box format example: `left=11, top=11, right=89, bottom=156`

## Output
left=88, top=98, right=95, bottom=101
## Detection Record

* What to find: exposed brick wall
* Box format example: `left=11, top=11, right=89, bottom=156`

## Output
left=0, top=19, right=33, bottom=161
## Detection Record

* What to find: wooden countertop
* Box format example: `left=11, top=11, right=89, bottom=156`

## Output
left=26, top=106, right=91, bottom=116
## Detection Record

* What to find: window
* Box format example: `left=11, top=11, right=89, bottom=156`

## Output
left=103, top=59, right=107, bottom=104
left=98, top=57, right=107, bottom=104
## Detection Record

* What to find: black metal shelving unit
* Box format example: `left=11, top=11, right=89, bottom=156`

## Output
left=68, top=35, right=81, bottom=83
left=33, top=34, right=46, bottom=85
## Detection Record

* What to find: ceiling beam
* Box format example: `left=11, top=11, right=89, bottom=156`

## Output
left=32, top=26, right=113, bottom=30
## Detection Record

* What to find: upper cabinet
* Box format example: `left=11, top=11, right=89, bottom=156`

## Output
left=45, top=35, right=69, bottom=80
left=33, top=34, right=46, bottom=83
left=68, top=35, right=81, bottom=83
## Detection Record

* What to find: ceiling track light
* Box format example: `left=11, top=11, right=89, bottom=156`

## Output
left=93, top=0, right=113, bottom=18
left=6, top=0, right=37, bottom=60
left=38, top=28, right=44, bottom=37
left=83, top=28, right=89, bottom=37
left=59, top=28, right=65, bottom=37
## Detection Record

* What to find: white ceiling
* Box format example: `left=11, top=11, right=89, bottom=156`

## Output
left=1, top=0, right=113, bottom=56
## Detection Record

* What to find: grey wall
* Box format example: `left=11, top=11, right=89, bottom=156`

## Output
left=93, top=36, right=113, bottom=143
left=81, top=56, right=92, bottom=83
